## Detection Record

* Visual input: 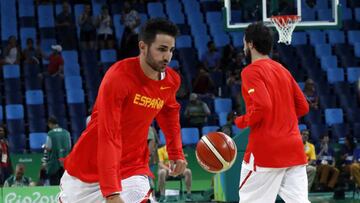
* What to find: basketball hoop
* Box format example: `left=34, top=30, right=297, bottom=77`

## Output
left=270, top=15, right=301, bottom=45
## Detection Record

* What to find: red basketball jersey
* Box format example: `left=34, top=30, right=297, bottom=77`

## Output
left=235, top=58, right=309, bottom=168
left=64, top=57, right=185, bottom=197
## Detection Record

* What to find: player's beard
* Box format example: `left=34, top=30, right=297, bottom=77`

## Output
left=145, top=50, right=168, bottom=73
left=244, top=47, right=252, bottom=65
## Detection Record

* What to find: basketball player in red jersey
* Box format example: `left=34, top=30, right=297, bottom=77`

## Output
left=235, top=22, right=310, bottom=203
left=59, top=18, right=187, bottom=203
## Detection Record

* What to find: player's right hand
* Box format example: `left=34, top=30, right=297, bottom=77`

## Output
left=106, top=194, right=124, bottom=203
left=169, top=159, right=187, bottom=177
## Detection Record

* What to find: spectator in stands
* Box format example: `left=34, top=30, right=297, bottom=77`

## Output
left=120, top=1, right=141, bottom=58
left=303, top=78, right=319, bottom=110
left=121, top=1, right=141, bottom=34
left=56, top=1, right=76, bottom=50
left=226, top=70, right=242, bottom=99
left=192, top=66, right=216, bottom=97
left=223, top=53, right=245, bottom=100
left=201, top=41, right=221, bottom=71
left=36, top=167, right=49, bottom=186
left=184, top=93, right=211, bottom=129
left=301, top=129, right=317, bottom=191
left=148, top=126, right=159, bottom=169
left=228, top=52, right=247, bottom=74
left=158, top=145, right=192, bottom=202
left=350, top=146, right=360, bottom=188
left=39, top=45, right=64, bottom=78
left=147, top=126, right=159, bottom=199
left=0, top=125, right=12, bottom=186
left=173, top=65, right=189, bottom=99
left=220, top=44, right=236, bottom=73
left=316, top=134, right=339, bottom=191
left=221, top=111, right=237, bottom=137
left=22, top=38, right=42, bottom=65
left=43, top=117, right=71, bottom=185
left=3, top=164, right=31, bottom=187
left=338, top=136, right=355, bottom=187
left=1, top=36, right=20, bottom=65
left=96, top=5, right=114, bottom=49
left=78, top=4, right=96, bottom=50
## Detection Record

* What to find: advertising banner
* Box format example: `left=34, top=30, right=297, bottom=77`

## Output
left=2, top=186, right=60, bottom=203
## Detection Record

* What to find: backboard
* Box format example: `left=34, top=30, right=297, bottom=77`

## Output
left=224, top=0, right=341, bottom=30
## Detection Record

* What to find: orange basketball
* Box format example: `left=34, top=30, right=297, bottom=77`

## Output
left=195, top=132, right=237, bottom=173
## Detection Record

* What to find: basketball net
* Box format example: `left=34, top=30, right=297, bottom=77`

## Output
left=270, top=15, right=300, bottom=45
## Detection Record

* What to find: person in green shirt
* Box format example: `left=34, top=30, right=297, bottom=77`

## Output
left=184, top=93, right=211, bottom=129
left=43, top=116, right=71, bottom=185
left=4, top=163, right=31, bottom=187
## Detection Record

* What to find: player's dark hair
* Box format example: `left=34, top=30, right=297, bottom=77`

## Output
left=301, top=129, right=310, bottom=135
left=320, top=132, right=329, bottom=140
left=244, top=22, right=273, bottom=55
left=48, top=116, right=58, bottom=125
left=139, top=18, right=179, bottom=45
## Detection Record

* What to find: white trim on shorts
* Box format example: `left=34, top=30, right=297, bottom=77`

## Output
left=59, top=171, right=156, bottom=203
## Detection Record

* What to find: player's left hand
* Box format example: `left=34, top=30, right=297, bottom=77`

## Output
left=169, top=159, right=187, bottom=177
